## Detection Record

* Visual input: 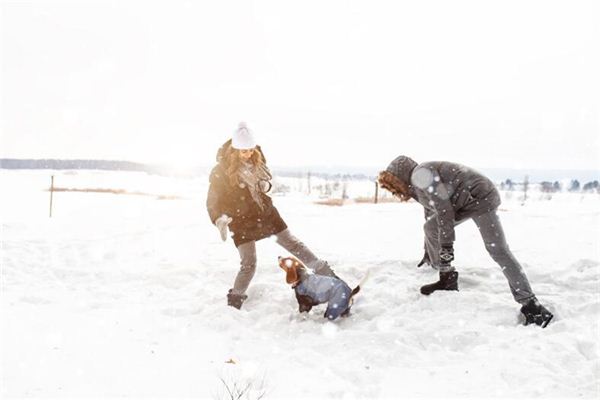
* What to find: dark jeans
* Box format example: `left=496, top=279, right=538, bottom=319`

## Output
left=424, top=210, right=535, bottom=304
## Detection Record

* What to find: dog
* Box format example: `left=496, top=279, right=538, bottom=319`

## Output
left=278, top=256, right=367, bottom=320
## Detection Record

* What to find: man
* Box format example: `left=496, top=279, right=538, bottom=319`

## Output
left=378, top=155, right=553, bottom=328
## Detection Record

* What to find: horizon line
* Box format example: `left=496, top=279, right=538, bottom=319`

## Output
left=1, top=157, right=599, bottom=173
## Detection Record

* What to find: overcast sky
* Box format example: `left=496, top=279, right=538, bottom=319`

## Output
left=1, top=0, right=599, bottom=171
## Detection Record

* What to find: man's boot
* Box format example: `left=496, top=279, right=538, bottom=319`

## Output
left=227, top=289, right=247, bottom=310
left=420, top=271, right=459, bottom=295
left=520, top=297, right=553, bottom=328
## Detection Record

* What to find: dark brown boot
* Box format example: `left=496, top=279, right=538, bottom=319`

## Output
left=420, top=271, right=459, bottom=295
left=520, top=297, right=553, bottom=328
left=227, top=289, right=247, bottom=310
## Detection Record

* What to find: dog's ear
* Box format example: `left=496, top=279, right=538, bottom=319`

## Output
left=285, top=266, right=298, bottom=285
left=278, top=259, right=287, bottom=271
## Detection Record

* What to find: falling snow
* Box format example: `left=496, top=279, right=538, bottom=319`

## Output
left=1, top=170, right=599, bottom=399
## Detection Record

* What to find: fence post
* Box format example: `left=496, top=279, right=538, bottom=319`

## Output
left=49, top=175, right=54, bottom=218
left=374, top=181, right=379, bottom=204
left=522, top=175, right=529, bottom=206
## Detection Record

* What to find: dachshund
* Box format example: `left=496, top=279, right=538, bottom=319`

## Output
left=278, top=256, right=367, bottom=320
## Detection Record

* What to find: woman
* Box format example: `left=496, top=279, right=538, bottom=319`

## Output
left=206, top=122, right=336, bottom=309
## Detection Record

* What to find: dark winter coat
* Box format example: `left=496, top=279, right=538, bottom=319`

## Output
left=386, top=156, right=501, bottom=246
left=206, top=140, right=287, bottom=247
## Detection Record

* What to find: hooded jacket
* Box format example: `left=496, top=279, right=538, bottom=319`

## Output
left=206, top=140, right=287, bottom=247
left=386, top=156, right=501, bottom=246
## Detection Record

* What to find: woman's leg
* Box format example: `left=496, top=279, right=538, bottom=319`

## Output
left=231, top=240, right=257, bottom=295
left=275, top=229, right=336, bottom=276
left=472, top=210, right=535, bottom=304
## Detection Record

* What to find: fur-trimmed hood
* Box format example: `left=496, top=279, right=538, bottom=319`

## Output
left=385, top=155, right=418, bottom=184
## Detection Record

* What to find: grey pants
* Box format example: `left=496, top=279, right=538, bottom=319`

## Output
left=424, top=210, right=535, bottom=304
left=231, top=229, right=334, bottom=295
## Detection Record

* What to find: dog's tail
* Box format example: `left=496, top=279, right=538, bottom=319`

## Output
left=350, top=269, right=370, bottom=298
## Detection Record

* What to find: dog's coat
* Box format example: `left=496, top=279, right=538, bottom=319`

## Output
left=278, top=256, right=362, bottom=320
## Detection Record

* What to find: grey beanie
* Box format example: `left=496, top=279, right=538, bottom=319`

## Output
left=385, top=155, right=418, bottom=184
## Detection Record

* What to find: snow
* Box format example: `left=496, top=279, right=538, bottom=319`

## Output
left=1, top=170, right=599, bottom=399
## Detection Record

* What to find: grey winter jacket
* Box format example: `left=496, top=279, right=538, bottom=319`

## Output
left=386, top=156, right=501, bottom=246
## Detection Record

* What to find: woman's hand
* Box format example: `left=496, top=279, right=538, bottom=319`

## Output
left=215, top=214, right=233, bottom=242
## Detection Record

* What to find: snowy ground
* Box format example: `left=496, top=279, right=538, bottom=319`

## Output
left=1, top=170, right=599, bottom=399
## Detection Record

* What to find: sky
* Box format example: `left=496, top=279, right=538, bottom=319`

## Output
left=1, top=0, right=599, bottom=171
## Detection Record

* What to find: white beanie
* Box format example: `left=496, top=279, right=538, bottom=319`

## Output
left=231, top=122, right=257, bottom=150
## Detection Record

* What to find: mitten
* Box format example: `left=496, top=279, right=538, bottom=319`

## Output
left=215, top=214, right=233, bottom=242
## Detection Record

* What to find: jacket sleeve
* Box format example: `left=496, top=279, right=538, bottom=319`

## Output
left=413, top=165, right=456, bottom=246
left=206, top=167, right=225, bottom=225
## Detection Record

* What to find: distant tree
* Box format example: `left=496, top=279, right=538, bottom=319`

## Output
left=553, top=181, right=561, bottom=192
left=582, top=180, right=599, bottom=192
left=540, top=181, right=554, bottom=193
left=332, top=181, right=340, bottom=192
left=569, top=180, right=580, bottom=192
left=271, top=182, right=290, bottom=195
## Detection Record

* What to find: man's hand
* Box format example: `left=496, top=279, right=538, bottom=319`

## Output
left=417, top=251, right=431, bottom=268
left=215, top=214, right=233, bottom=242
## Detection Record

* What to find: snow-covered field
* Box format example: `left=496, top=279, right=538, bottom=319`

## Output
left=1, top=170, right=599, bottom=399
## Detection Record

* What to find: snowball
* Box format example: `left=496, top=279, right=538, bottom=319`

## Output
left=412, top=168, right=434, bottom=189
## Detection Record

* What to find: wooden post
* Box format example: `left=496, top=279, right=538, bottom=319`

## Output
left=49, top=175, right=54, bottom=218
left=522, top=175, right=529, bottom=206
left=374, top=181, right=379, bottom=204
left=307, top=171, right=311, bottom=195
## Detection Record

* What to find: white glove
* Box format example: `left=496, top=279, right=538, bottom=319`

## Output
left=215, top=214, right=233, bottom=242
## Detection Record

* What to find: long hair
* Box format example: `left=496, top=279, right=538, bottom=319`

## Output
left=225, top=147, right=268, bottom=187
left=378, top=170, right=412, bottom=202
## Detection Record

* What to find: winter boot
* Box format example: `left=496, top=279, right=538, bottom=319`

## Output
left=520, top=297, right=553, bottom=328
left=420, top=271, right=459, bottom=295
left=227, top=289, right=247, bottom=310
